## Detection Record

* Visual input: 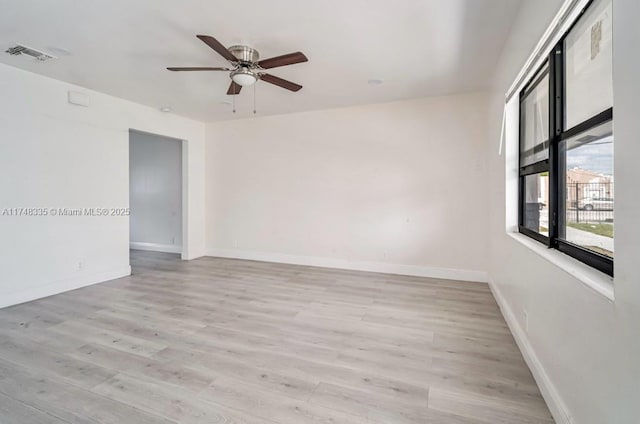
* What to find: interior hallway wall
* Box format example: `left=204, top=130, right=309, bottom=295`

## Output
left=129, top=131, right=182, bottom=253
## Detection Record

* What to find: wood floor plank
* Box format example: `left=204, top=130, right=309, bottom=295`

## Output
left=154, top=346, right=318, bottom=400
left=48, top=319, right=168, bottom=358
left=197, top=374, right=372, bottom=424
left=93, top=372, right=275, bottom=424
left=255, top=351, right=432, bottom=405
left=0, top=251, right=554, bottom=423
left=310, top=382, right=485, bottom=424
left=128, top=359, right=217, bottom=393
left=428, top=386, right=555, bottom=424
left=0, top=303, right=65, bottom=330
left=0, top=358, right=173, bottom=424
left=0, top=392, right=71, bottom=424
left=69, top=343, right=153, bottom=372
left=0, top=335, right=116, bottom=390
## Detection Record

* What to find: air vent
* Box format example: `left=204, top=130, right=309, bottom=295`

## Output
left=5, top=44, right=56, bottom=61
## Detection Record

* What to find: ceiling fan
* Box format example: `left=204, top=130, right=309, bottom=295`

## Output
left=167, top=35, right=308, bottom=95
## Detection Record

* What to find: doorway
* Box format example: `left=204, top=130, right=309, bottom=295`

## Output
left=129, top=130, right=184, bottom=256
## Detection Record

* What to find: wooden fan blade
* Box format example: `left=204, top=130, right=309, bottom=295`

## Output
left=259, top=73, right=302, bottom=92
left=227, top=81, right=242, bottom=95
left=167, top=67, right=230, bottom=71
left=196, top=35, right=237, bottom=62
left=257, top=52, right=308, bottom=69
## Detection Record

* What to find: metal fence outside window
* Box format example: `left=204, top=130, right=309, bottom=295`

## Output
left=566, top=182, right=614, bottom=224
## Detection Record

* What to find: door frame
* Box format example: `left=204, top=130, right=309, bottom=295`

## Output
left=128, top=129, right=188, bottom=259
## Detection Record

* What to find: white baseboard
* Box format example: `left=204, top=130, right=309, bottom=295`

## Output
left=130, top=242, right=182, bottom=254
left=488, top=278, right=572, bottom=424
left=0, top=266, right=131, bottom=309
left=206, top=248, right=488, bottom=283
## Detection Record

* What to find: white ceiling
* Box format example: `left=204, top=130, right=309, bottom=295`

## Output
left=0, top=0, right=521, bottom=122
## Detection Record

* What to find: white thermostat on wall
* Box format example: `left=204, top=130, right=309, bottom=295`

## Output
left=68, top=91, right=90, bottom=107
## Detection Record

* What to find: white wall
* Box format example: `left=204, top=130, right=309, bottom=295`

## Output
left=487, top=0, right=640, bottom=423
left=129, top=131, right=182, bottom=253
left=0, top=63, right=206, bottom=308
left=205, top=93, right=490, bottom=281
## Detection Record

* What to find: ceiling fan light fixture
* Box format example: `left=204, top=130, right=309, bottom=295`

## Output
left=231, top=68, right=257, bottom=86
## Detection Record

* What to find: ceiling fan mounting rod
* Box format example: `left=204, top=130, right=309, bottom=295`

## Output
left=228, top=45, right=259, bottom=64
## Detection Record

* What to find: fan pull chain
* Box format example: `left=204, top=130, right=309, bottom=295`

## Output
left=232, top=88, right=236, bottom=114
left=253, top=83, right=257, bottom=114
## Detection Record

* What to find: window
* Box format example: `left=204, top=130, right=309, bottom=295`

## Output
left=519, top=0, right=613, bottom=276
left=564, top=0, right=613, bottom=130
left=519, top=65, right=551, bottom=244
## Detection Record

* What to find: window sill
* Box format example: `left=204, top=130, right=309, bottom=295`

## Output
left=507, top=232, right=615, bottom=302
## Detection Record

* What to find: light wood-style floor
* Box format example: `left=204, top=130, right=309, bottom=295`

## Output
left=0, top=250, right=553, bottom=423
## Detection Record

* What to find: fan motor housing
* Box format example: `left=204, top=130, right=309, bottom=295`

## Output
left=228, top=45, right=259, bottom=64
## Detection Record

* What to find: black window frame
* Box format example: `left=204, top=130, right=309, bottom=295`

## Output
left=518, top=0, right=614, bottom=277
left=518, top=61, right=551, bottom=246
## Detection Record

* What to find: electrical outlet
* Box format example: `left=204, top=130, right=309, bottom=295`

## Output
left=77, top=261, right=84, bottom=271
left=523, top=309, right=529, bottom=333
